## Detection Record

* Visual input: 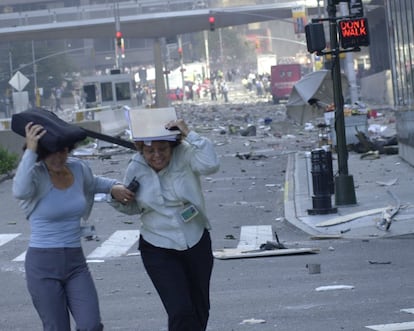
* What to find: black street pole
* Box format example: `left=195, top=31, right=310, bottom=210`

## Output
left=327, top=0, right=357, bottom=205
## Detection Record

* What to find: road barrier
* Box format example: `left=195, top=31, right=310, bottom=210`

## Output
left=73, top=105, right=129, bottom=136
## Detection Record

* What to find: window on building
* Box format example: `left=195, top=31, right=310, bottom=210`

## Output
left=101, top=82, right=113, bottom=102
left=115, top=82, right=131, bottom=101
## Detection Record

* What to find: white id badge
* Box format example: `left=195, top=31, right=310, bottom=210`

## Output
left=179, top=205, right=199, bottom=223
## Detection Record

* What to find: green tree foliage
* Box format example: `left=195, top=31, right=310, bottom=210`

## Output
left=0, top=41, right=78, bottom=101
left=0, top=146, right=18, bottom=175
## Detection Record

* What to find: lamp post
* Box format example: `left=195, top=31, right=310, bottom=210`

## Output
left=327, top=0, right=356, bottom=205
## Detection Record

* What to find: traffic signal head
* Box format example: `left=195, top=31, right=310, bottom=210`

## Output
left=305, top=23, right=326, bottom=53
left=116, top=31, right=123, bottom=47
left=209, top=16, right=215, bottom=31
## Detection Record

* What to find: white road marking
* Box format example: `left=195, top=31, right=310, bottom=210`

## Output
left=236, top=225, right=273, bottom=250
left=13, top=251, right=26, bottom=262
left=365, top=321, right=414, bottom=330
left=0, top=233, right=20, bottom=246
left=366, top=308, right=414, bottom=330
left=0, top=234, right=25, bottom=262
left=87, top=230, right=140, bottom=259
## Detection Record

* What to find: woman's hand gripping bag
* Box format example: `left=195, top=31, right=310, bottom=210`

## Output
left=11, top=107, right=87, bottom=152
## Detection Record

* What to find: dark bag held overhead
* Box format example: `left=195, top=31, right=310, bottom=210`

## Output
left=81, top=128, right=135, bottom=150
left=11, top=107, right=136, bottom=152
left=11, top=108, right=87, bottom=153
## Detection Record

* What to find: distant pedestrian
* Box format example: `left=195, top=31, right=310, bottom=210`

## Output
left=73, top=89, right=82, bottom=109
left=175, top=87, right=181, bottom=101
left=188, top=84, right=194, bottom=101
left=221, top=81, right=229, bottom=102
left=49, top=88, right=56, bottom=112
left=136, top=85, right=144, bottom=105
left=54, top=87, right=63, bottom=111
left=256, top=80, right=263, bottom=97
left=210, top=81, right=217, bottom=101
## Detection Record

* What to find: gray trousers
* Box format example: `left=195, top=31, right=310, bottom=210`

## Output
left=25, top=247, right=103, bottom=331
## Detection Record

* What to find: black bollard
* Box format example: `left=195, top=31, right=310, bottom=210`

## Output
left=307, top=149, right=337, bottom=215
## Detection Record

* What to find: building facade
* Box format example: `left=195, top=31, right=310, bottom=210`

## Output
left=385, top=0, right=414, bottom=108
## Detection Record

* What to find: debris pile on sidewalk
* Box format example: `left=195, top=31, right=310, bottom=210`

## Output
left=351, top=105, right=398, bottom=155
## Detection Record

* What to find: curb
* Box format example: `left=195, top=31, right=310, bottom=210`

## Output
left=284, top=152, right=320, bottom=236
left=0, top=172, right=14, bottom=184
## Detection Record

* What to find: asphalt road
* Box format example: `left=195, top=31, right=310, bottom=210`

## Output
left=1, top=100, right=414, bottom=331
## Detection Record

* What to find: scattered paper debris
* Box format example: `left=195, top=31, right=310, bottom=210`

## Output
left=94, top=193, right=107, bottom=202
left=86, top=259, right=105, bottom=263
left=126, top=252, right=141, bottom=257
left=375, top=178, right=398, bottom=186
left=315, top=285, right=354, bottom=291
left=304, top=123, right=314, bottom=131
left=368, top=260, right=391, bottom=265
left=240, top=318, right=266, bottom=325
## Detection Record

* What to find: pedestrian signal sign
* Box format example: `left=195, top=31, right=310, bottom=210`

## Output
left=338, top=17, right=369, bottom=49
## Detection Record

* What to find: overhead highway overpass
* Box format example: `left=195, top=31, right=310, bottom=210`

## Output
left=0, top=1, right=316, bottom=106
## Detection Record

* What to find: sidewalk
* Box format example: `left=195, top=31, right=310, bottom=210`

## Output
left=285, top=150, right=414, bottom=239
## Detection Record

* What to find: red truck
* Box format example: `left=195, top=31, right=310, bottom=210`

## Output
left=270, top=64, right=302, bottom=104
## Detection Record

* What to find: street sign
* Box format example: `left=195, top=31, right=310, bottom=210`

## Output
left=9, top=71, right=29, bottom=92
left=348, top=0, right=364, bottom=17
left=338, top=17, right=369, bottom=49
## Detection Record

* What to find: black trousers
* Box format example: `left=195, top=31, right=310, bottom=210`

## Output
left=139, top=230, right=213, bottom=331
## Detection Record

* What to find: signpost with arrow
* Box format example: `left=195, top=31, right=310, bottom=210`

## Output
left=9, top=71, right=30, bottom=113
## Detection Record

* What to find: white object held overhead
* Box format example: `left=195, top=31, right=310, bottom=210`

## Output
left=124, top=106, right=181, bottom=141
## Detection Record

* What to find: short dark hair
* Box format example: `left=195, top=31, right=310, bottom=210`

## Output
left=23, top=143, right=75, bottom=162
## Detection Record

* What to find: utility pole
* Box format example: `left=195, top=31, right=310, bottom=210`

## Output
left=327, top=0, right=356, bottom=205
left=154, top=38, right=168, bottom=107
left=31, top=41, right=40, bottom=107
left=114, top=1, right=122, bottom=71
left=218, top=28, right=224, bottom=67
left=178, top=35, right=186, bottom=101
left=204, top=30, right=210, bottom=80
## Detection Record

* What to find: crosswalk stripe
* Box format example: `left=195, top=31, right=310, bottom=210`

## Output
left=13, top=251, right=26, bottom=262
left=365, top=321, right=414, bottom=330
left=237, top=225, right=273, bottom=249
left=0, top=233, right=20, bottom=246
left=87, top=230, right=140, bottom=259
